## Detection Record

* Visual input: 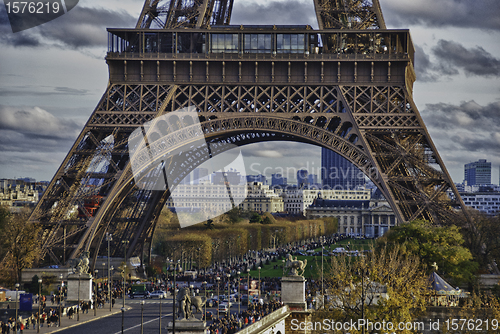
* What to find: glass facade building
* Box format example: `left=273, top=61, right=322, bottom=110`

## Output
left=321, top=148, right=365, bottom=190
left=464, top=159, right=491, bottom=186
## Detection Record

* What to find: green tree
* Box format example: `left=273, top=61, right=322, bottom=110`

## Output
left=378, top=220, right=478, bottom=285
left=249, top=213, right=262, bottom=224
left=262, top=216, right=273, bottom=224
left=462, top=212, right=500, bottom=271
left=226, top=207, right=243, bottom=224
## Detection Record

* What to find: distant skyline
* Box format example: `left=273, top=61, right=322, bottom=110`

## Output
left=1, top=0, right=499, bottom=184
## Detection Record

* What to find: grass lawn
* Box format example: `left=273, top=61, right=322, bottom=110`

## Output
left=247, top=238, right=375, bottom=279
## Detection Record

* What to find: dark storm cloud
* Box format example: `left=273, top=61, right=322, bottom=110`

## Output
left=423, top=100, right=500, bottom=131
left=413, top=45, right=438, bottom=82
left=422, top=101, right=500, bottom=155
left=432, top=40, right=500, bottom=77
left=231, top=0, right=317, bottom=26
left=0, top=5, right=136, bottom=48
left=382, top=0, right=500, bottom=31
left=0, top=105, right=82, bottom=142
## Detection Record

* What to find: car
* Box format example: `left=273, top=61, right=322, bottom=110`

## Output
left=218, top=303, right=229, bottom=314
left=129, top=291, right=150, bottom=299
left=149, top=290, right=167, bottom=299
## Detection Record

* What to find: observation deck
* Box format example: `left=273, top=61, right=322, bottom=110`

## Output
left=106, top=25, right=416, bottom=92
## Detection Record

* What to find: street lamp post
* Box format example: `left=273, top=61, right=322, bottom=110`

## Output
left=216, top=276, right=220, bottom=319
left=282, top=259, right=285, bottom=277
left=106, top=233, right=113, bottom=312
left=169, top=260, right=181, bottom=334
left=59, top=274, right=63, bottom=327
left=159, top=287, right=162, bottom=334
left=15, top=283, right=19, bottom=334
left=321, top=236, right=324, bottom=308
left=258, top=267, right=261, bottom=299
left=246, top=269, right=250, bottom=308
left=121, top=268, right=126, bottom=334
left=121, top=307, right=126, bottom=334
left=77, top=273, right=81, bottom=321
left=203, top=281, right=207, bottom=321
left=122, top=240, right=129, bottom=309
left=140, top=300, right=145, bottom=334
left=237, top=271, right=241, bottom=314
left=94, top=270, right=98, bottom=316
left=226, top=273, right=231, bottom=316
left=37, top=278, right=42, bottom=333
left=121, top=240, right=129, bottom=334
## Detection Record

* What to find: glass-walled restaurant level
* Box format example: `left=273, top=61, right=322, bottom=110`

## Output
left=107, top=26, right=414, bottom=63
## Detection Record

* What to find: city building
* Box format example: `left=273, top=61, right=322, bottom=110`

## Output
left=307, top=173, right=318, bottom=186
left=321, top=148, right=365, bottom=190
left=460, top=192, right=500, bottom=216
left=282, top=188, right=371, bottom=215
left=464, top=159, right=491, bottom=186
left=0, top=181, right=39, bottom=211
left=297, top=169, right=308, bottom=188
left=165, top=183, right=247, bottom=214
left=306, top=194, right=397, bottom=237
left=271, top=173, right=287, bottom=187
left=239, top=182, right=284, bottom=213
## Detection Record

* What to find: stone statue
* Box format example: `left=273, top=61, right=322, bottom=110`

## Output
left=69, top=251, right=90, bottom=274
left=190, top=295, right=206, bottom=314
left=285, top=254, right=307, bottom=276
left=177, top=287, right=193, bottom=320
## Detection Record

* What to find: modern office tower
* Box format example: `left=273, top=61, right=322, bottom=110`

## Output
left=464, top=159, right=491, bottom=186
left=246, top=174, right=267, bottom=184
left=271, top=174, right=287, bottom=187
left=321, top=148, right=365, bottom=190
left=308, top=174, right=318, bottom=185
left=297, top=169, right=309, bottom=188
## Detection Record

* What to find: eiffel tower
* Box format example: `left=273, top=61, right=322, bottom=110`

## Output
left=28, top=0, right=470, bottom=268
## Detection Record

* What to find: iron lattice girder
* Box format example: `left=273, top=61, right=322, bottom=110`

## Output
left=25, top=0, right=469, bottom=268
left=313, top=0, right=386, bottom=30
left=136, top=0, right=234, bottom=29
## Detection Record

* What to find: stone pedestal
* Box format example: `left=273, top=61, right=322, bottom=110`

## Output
left=167, top=319, right=205, bottom=334
left=66, top=273, right=92, bottom=302
left=281, top=276, right=307, bottom=311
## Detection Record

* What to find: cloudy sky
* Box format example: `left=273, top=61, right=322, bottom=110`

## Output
left=0, top=0, right=499, bottom=184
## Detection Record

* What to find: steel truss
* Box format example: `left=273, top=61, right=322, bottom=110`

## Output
left=25, top=0, right=469, bottom=269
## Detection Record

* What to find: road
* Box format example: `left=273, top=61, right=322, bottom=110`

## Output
left=53, top=297, right=243, bottom=334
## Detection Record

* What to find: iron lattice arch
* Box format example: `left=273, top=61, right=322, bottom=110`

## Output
left=24, top=0, right=469, bottom=269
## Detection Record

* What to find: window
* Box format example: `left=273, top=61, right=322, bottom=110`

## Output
left=212, top=34, right=239, bottom=53
left=276, top=34, right=305, bottom=53
left=244, top=34, right=272, bottom=53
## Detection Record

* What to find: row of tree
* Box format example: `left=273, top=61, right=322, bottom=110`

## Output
left=152, top=209, right=337, bottom=268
